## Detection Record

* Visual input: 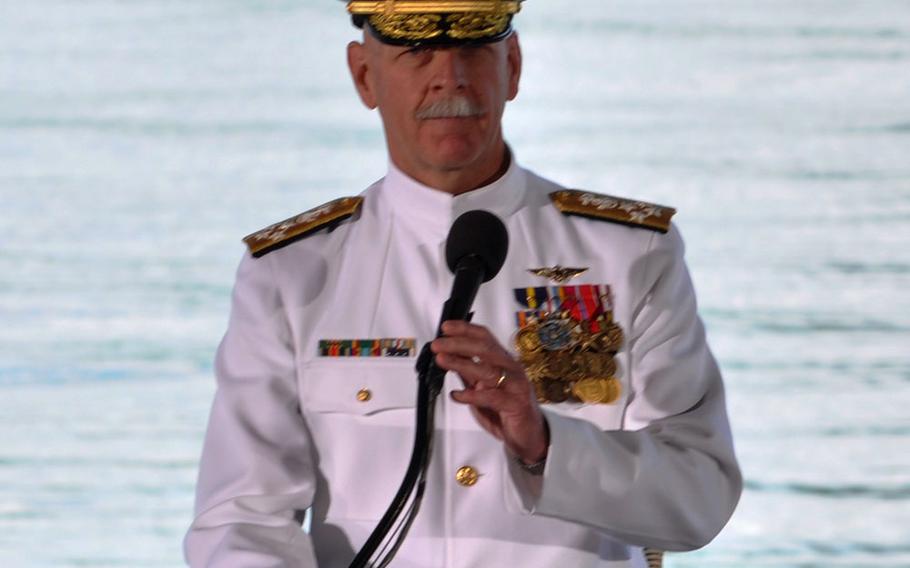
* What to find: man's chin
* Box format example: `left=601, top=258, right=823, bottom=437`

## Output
left=421, top=134, right=488, bottom=168
left=422, top=149, right=484, bottom=172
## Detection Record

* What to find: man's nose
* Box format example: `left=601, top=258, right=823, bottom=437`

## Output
left=429, top=48, right=468, bottom=92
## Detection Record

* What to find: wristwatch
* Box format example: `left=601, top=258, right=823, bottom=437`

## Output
left=515, top=455, right=546, bottom=476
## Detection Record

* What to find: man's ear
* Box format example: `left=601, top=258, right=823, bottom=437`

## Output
left=347, top=41, right=378, bottom=109
left=505, top=32, right=522, bottom=101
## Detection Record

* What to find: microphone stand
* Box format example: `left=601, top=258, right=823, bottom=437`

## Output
left=348, top=260, right=484, bottom=568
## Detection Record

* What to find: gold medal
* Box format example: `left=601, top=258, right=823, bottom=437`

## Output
left=572, top=378, right=609, bottom=404
left=566, top=354, right=588, bottom=382
left=584, top=353, right=617, bottom=378
left=601, top=378, right=622, bottom=404
left=522, top=358, right=547, bottom=381
left=515, top=325, right=542, bottom=355
left=572, top=377, right=622, bottom=404
left=604, top=357, right=618, bottom=378
left=540, top=378, right=570, bottom=403
left=545, top=352, right=574, bottom=378
left=580, top=352, right=601, bottom=376
left=594, top=323, right=624, bottom=353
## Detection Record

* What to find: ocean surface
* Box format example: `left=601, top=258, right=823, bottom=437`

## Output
left=1, top=1, right=909, bottom=566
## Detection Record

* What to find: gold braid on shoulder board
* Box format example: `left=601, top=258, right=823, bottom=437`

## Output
left=243, top=197, right=363, bottom=258
left=550, top=190, right=676, bottom=233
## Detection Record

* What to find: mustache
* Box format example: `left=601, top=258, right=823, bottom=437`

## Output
left=415, top=96, right=484, bottom=119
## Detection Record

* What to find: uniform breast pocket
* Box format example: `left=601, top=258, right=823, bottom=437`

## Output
left=298, top=358, right=419, bottom=521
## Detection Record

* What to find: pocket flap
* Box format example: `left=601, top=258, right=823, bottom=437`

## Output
left=300, top=358, right=418, bottom=415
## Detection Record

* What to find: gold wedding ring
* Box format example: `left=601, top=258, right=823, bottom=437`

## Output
left=495, top=372, right=508, bottom=389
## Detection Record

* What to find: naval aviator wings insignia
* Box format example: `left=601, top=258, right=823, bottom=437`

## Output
left=550, top=190, right=676, bottom=233
left=528, top=265, right=589, bottom=284
left=243, top=196, right=364, bottom=258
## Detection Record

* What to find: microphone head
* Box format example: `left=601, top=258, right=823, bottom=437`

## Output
left=445, top=210, right=509, bottom=282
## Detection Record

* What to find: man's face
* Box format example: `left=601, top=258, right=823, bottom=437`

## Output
left=348, top=33, right=522, bottom=177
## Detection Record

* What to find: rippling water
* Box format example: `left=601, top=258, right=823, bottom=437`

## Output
left=2, top=1, right=909, bottom=566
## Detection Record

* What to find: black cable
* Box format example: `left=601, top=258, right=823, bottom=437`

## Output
left=374, top=400, right=436, bottom=568
left=348, top=349, right=444, bottom=568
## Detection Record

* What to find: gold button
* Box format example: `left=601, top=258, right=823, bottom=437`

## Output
left=356, top=388, right=372, bottom=402
left=455, top=466, right=479, bottom=487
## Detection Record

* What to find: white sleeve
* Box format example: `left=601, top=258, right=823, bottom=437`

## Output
left=506, top=226, right=743, bottom=552
left=184, top=252, right=319, bottom=567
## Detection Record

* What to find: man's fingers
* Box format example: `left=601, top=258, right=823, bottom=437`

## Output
left=432, top=335, right=498, bottom=359
left=431, top=321, right=529, bottom=394
left=435, top=352, right=499, bottom=389
left=440, top=320, right=490, bottom=340
left=432, top=336, right=520, bottom=378
left=432, top=320, right=525, bottom=372
left=450, top=387, right=515, bottom=411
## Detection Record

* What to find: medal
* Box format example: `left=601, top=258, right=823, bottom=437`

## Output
left=540, top=378, right=570, bottom=403
left=545, top=352, right=574, bottom=378
left=572, top=378, right=609, bottom=404
left=573, top=377, right=622, bottom=404
left=515, top=324, right=543, bottom=355
left=522, top=357, right=547, bottom=381
left=582, top=352, right=617, bottom=378
left=565, top=354, right=588, bottom=382
left=537, top=317, right=576, bottom=351
left=602, top=378, right=621, bottom=404
left=593, top=323, right=624, bottom=353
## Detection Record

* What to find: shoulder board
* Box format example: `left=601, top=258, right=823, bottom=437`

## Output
left=243, top=196, right=364, bottom=258
left=549, top=190, right=676, bottom=234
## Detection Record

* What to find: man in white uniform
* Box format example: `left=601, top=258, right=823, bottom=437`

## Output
left=184, top=1, right=742, bottom=567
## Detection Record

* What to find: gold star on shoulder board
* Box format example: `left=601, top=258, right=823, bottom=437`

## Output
left=528, top=266, right=589, bottom=284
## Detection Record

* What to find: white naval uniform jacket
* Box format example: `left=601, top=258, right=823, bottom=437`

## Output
left=184, top=158, right=742, bottom=567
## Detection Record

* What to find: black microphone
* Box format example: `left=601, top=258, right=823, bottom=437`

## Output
left=417, top=209, right=508, bottom=396
left=436, top=209, right=509, bottom=327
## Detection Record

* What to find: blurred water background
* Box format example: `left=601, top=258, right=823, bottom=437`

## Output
left=1, top=0, right=909, bottom=566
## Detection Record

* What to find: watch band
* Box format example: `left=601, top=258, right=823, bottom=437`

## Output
left=515, top=455, right=546, bottom=476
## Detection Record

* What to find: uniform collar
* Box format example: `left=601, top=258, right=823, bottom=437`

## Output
left=377, top=153, right=527, bottom=241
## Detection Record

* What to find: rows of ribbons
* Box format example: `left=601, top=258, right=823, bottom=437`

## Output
left=319, top=338, right=416, bottom=358
left=514, top=284, right=614, bottom=331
